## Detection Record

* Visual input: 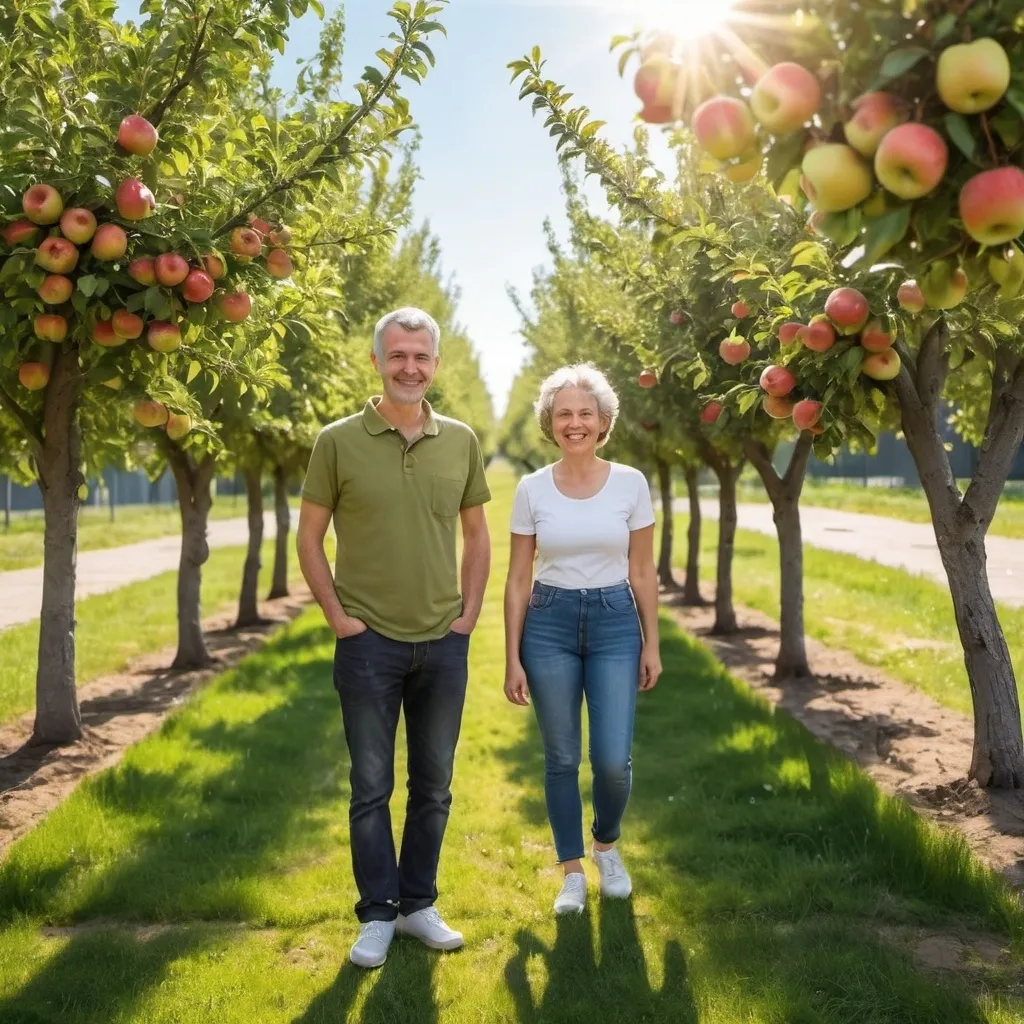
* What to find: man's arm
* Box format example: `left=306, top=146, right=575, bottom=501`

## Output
left=296, top=499, right=365, bottom=638
left=451, top=502, right=491, bottom=635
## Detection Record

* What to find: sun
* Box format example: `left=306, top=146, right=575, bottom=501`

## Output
left=634, top=0, right=739, bottom=43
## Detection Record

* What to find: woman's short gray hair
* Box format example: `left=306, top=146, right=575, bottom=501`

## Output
left=373, top=307, right=441, bottom=361
left=535, top=363, right=620, bottom=447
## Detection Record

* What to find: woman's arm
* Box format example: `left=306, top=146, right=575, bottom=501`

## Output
left=628, top=524, right=662, bottom=691
left=503, top=533, right=536, bottom=705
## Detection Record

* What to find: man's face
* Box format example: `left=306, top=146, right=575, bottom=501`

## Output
left=372, top=324, right=439, bottom=406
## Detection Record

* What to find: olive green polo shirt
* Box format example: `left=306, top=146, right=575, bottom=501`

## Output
left=301, top=397, right=491, bottom=642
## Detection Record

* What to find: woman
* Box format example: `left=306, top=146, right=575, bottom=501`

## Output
left=503, top=363, right=662, bottom=915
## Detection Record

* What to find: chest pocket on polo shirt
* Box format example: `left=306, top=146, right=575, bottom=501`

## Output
left=431, top=476, right=464, bottom=518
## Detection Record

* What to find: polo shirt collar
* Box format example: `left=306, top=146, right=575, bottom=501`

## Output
left=362, top=396, right=439, bottom=437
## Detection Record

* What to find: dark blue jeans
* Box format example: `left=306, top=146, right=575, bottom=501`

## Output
left=519, top=581, right=643, bottom=863
left=333, top=627, right=470, bottom=923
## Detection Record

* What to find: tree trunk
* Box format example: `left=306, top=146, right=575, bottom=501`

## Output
left=268, top=463, right=290, bottom=600
left=32, top=348, right=84, bottom=745
left=681, top=465, right=704, bottom=606
left=710, top=460, right=739, bottom=635
left=655, top=457, right=678, bottom=591
left=236, top=462, right=265, bottom=627
left=167, top=447, right=216, bottom=670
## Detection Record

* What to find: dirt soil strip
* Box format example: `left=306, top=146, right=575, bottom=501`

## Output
left=664, top=588, right=1024, bottom=893
left=0, top=587, right=314, bottom=858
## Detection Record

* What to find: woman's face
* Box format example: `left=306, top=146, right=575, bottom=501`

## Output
left=551, top=387, right=608, bottom=456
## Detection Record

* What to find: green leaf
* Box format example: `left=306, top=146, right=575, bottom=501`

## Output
left=412, top=40, right=435, bottom=66
left=1005, top=87, right=1024, bottom=121
left=944, top=112, right=976, bottom=162
left=77, top=275, right=98, bottom=297
left=208, top=370, right=220, bottom=395
left=419, top=20, right=447, bottom=37
left=858, top=205, right=910, bottom=265
left=309, top=0, right=325, bottom=15
left=172, top=149, right=190, bottom=176
left=187, top=359, right=201, bottom=384
left=874, top=46, right=929, bottom=88
left=933, top=12, right=957, bottom=39
left=990, top=106, right=1022, bottom=149
left=737, top=390, right=760, bottom=415
left=362, top=65, right=385, bottom=87
left=764, top=132, right=805, bottom=190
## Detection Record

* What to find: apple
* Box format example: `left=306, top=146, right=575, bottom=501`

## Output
left=249, top=215, right=275, bottom=238
left=22, top=184, right=63, bottom=225
left=719, top=338, right=751, bottom=365
left=92, top=320, right=124, bottom=347
left=988, top=246, right=1024, bottom=300
left=638, top=368, right=658, bottom=389
left=639, top=104, right=673, bottom=125
left=133, top=400, right=169, bottom=428
left=843, top=92, right=905, bottom=157
left=862, top=190, right=888, bottom=218
left=34, top=314, right=68, bottom=342
left=35, top=237, right=79, bottom=274
left=750, top=62, right=821, bottom=135
left=230, top=227, right=263, bottom=258
left=860, top=318, right=895, bottom=353
left=759, top=365, right=797, bottom=398
left=691, top=96, right=756, bottom=161
left=18, top=362, right=50, bottom=391
left=112, top=310, right=144, bottom=339
left=700, top=401, right=723, bottom=425
left=165, top=412, right=193, bottom=441
left=115, top=178, right=156, bottom=221
left=90, top=223, right=128, bottom=261
left=792, top=400, right=822, bottom=431
left=59, top=208, right=98, bottom=245
left=937, top=38, right=1010, bottom=115
left=117, top=114, right=159, bottom=156
left=128, top=257, right=157, bottom=286
left=218, top=291, right=252, bottom=322
left=669, top=310, right=685, bottom=325
left=634, top=55, right=677, bottom=107
left=181, top=269, right=215, bottom=303
left=762, top=395, right=795, bottom=419
left=2, top=219, right=40, bottom=247
left=921, top=262, right=968, bottom=310
left=861, top=349, right=902, bottom=381
left=779, top=322, right=802, bottom=346
left=958, top=167, right=1024, bottom=246
left=798, top=316, right=836, bottom=353
left=721, top=150, right=762, bottom=184
left=266, top=248, right=293, bottom=279
left=731, top=300, right=750, bottom=319
left=824, top=286, right=869, bottom=335
left=148, top=321, right=182, bottom=352
left=154, top=253, right=190, bottom=287
left=37, top=275, right=73, bottom=305
left=897, top=280, right=925, bottom=314
left=874, top=124, right=947, bottom=200
left=203, top=254, right=227, bottom=280
left=800, top=144, right=872, bottom=213
left=268, top=227, right=291, bottom=247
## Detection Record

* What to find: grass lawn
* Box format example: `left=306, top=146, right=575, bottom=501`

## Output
left=0, top=467, right=1021, bottom=1022
left=672, top=514, right=1024, bottom=720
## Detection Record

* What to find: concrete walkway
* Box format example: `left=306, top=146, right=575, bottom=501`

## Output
left=0, top=513, right=286, bottom=633
left=699, top=501, right=1024, bottom=608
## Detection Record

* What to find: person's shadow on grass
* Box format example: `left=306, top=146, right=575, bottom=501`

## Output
left=505, top=899, right=697, bottom=1023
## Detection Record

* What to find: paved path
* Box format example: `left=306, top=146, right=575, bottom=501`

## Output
left=699, top=501, right=1024, bottom=608
left=0, top=513, right=287, bottom=633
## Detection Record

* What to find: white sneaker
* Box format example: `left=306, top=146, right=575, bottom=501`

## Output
left=349, top=919, right=396, bottom=968
left=553, top=871, right=587, bottom=915
left=593, top=845, right=632, bottom=898
left=396, top=907, right=464, bottom=951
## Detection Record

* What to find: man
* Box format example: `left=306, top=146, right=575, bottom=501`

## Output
left=297, top=307, right=491, bottom=969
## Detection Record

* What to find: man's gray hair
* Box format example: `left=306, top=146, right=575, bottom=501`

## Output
left=535, top=363, right=620, bottom=447
left=373, top=307, right=441, bottom=362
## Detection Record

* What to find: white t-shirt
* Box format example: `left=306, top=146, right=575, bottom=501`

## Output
left=510, top=462, right=656, bottom=589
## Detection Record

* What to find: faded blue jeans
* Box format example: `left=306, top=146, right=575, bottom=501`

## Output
left=519, top=580, right=643, bottom=863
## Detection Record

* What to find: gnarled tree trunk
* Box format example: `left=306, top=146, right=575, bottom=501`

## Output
left=267, top=463, right=290, bottom=600
left=681, top=464, right=704, bottom=606
left=32, top=348, right=84, bottom=745
left=236, top=461, right=265, bottom=627
left=655, top=456, right=678, bottom=591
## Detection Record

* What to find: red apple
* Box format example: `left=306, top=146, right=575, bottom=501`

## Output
left=731, top=300, right=750, bottom=319
left=750, top=62, right=821, bottom=135
left=824, top=286, right=869, bottom=335
left=34, top=314, right=68, bottom=342
left=266, top=248, right=293, bottom=279
left=202, top=254, right=227, bottom=280
left=128, top=257, right=157, bottom=286
left=874, top=124, right=947, bottom=200
left=22, top=184, right=63, bottom=225
left=897, top=280, right=925, bottom=314
left=230, top=227, right=263, bottom=258
left=792, top=399, right=823, bottom=431
left=691, top=96, right=756, bottom=161
left=59, top=208, right=98, bottom=245
left=634, top=55, right=677, bottom=109
left=798, top=317, right=836, bottom=353
left=115, top=178, right=156, bottom=221
left=37, top=275, right=73, bottom=305
left=133, top=400, right=169, bottom=428
left=759, top=365, right=797, bottom=398
left=700, top=401, right=723, bottom=425
left=249, top=215, right=275, bottom=237
left=117, top=114, right=159, bottom=156
left=165, top=412, right=193, bottom=441
left=18, top=362, right=50, bottom=391
left=181, top=269, right=215, bottom=303
left=958, top=167, right=1024, bottom=246
left=2, top=219, right=41, bottom=247
left=148, top=321, right=182, bottom=352
left=719, top=338, right=751, bottom=365
left=112, top=310, right=144, bottom=339
left=92, top=320, right=124, bottom=347
left=861, top=349, right=902, bottom=381
left=860, top=318, right=894, bottom=353
left=778, top=322, right=802, bottom=345
left=35, top=237, right=79, bottom=274
left=154, top=253, right=190, bottom=287
left=268, top=227, right=291, bottom=247
left=921, top=264, right=968, bottom=310
left=800, top=144, right=873, bottom=213
left=638, top=368, right=658, bottom=389
left=639, top=103, right=674, bottom=124
left=90, top=223, right=128, bottom=261
left=843, top=92, right=905, bottom=157
left=762, top=395, right=795, bottom=419
left=937, top=38, right=1010, bottom=115
left=218, top=291, right=252, bottom=322
left=669, top=310, right=685, bottom=325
